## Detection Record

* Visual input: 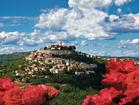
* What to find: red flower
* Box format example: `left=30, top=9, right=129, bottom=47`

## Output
left=38, top=85, right=59, bottom=98
left=47, top=86, right=59, bottom=98
left=83, top=87, right=121, bottom=105
left=125, top=69, right=139, bottom=88
left=106, top=60, right=136, bottom=74
left=83, top=60, right=139, bottom=105
left=22, top=85, right=47, bottom=105
left=0, top=78, right=15, bottom=91
left=0, top=92, right=5, bottom=105
left=106, top=60, right=123, bottom=73
left=0, top=77, right=59, bottom=105
left=83, top=96, right=94, bottom=105
left=121, top=60, right=136, bottom=72
left=119, top=86, right=139, bottom=105
left=102, top=71, right=127, bottom=90
left=3, top=87, right=23, bottom=105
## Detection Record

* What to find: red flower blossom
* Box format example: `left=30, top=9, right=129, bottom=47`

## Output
left=106, top=60, right=123, bottom=73
left=0, top=78, right=15, bottom=91
left=102, top=71, right=127, bottom=90
left=83, top=60, right=139, bottom=105
left=47, top=86, right=59, bottom=98
left=83, top=87, right=121, bottom=105
left=0, top=91, right=5, bottom=105
left=22, top=85, right=47, bottom=105
left=119, top=86, right=139, bottom=105
left=121, top=60, right=136, bottom=72
left=0, top=77, right=59, bottom=105
left=106, top=60, right=136, bottom=74
left=83, top=96, right=94, bottom=105
left=38, top=85, right=59, bottom=98
left=3, top=87, right=23, bottom=105
left=125, top=69, right=139, bottom=88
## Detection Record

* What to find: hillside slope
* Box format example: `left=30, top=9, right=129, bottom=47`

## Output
left=0, top=48, right=106, bottom=105
left=0, top=47, right=139, bottom=105
left=0, top=52, right=30, bottom=65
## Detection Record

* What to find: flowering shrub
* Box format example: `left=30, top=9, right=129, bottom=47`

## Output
left=83, top=87, right=122, bottom=105
left=38, top=85, right=59, bottom=98
left=0, top=92, right=5, bottom=105
left=22, top=86, right=46, bottom=105
left=3, top=87, right=23, bottom=105
left=0, top=78, right=15, bottom=91
left=83, top=59, right=139, bottom=105
left=0, top=78, right=59, bottom=105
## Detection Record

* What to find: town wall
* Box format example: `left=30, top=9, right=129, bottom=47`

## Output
left=38, top=50, right=75, bottom=56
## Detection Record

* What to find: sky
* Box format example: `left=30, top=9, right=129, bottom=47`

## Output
left=0, top=0, right=139, bottom=57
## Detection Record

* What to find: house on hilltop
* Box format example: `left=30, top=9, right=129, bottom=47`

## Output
left=42, top=44, right=76, bottom=51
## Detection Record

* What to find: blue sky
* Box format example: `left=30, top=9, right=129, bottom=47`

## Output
left=0, top=0, right=139, bottom=57
left=0, top=0, right=68, bottom=16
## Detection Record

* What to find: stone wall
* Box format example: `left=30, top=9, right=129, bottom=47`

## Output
left=38, top=50, right=75, bottom=56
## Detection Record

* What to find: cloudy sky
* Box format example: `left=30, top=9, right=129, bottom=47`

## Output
left=0, top=0, right=139, bottom=57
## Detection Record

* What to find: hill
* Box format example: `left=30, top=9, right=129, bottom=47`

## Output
left=101, top=56, right=139, bottom=61
left=0, top=52, right=30, bottom=65
left=0, top=45, right=139, bottom=105
left=0, top=45, right=106, bottom=105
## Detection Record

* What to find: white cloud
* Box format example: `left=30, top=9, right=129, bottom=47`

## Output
left=68, top=0, right=132, bottom=9
left=0, top=16, right=37, bottom=20
left=120, top=39, right=139, bottom=48
left=105, top=13, right=139, bottom=33
left=0, top=32, right=25, bottom=44
left=90, top=49, right=139, bottom=57
left=0, top=47, right=23, bottom=54
left=109, top=15, right=119, bottom=22
left=30, top=29, right=40, bottom=36
left=35, top=9, right=68, bottom=30
left=130, top=39, right=139, bottom=44
left=80, top=40, right=88, bottom=46
left=0, top=16, right=38, bottom=28
left=35, top=0, right=135, bottom=41
left=68, top=0, right=112, bottom=9
left=114, top=0, right=132, bottom=6
left=111, top=50, right=139, bottom=57
left=43, top=31, right=69, bottom=41
left=35, top=1, right=110, bottom=40
left=90, top=50, right=111, bottom=56
left=0, top=0, right=118, bottom=47
left=18, top=37, right=43, bottom=46
left=0, top=31, right=43, bottom=47
left=0, top=0, right=137, bottom=56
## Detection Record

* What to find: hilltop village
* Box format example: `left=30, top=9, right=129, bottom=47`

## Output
left=1, top=43, right=138, bottom=83
left=25, top=44, right=97, bottom=77
left=0, top=44, right=109, bottom=105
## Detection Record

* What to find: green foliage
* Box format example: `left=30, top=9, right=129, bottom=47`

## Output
left=46, top=84, right=98, bottom=105
left=53, top=52, right=96, bottom=64
left=0, top=52, right=108, bottom=105
left=45, top=63, right=55, bottom=68
left=0, top=58, right=27, bottom=78
left=0, top=52, right=29, bottom=65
